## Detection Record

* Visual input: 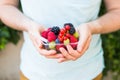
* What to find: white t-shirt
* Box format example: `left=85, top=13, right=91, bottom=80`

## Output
left=20, top=0, right=104, bottom=80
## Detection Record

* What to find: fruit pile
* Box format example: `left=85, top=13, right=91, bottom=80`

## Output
left=41, top=23, right=79, bottom=52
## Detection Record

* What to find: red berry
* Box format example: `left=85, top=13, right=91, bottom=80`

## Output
left=58, top=36, right=64, bottom=42
left=70, top=35, right=78, bottom=43
left=48, top=31, right=57, bottom=42
left=66, top=33, right=71, bottom=38
left=70, top=35, right=78, bottom=49
left=65, top=25, right=70, bottom=30
left=59, top=33, right=63, bottom=37
left=64, top=36, right=68, bottom=40
left=41, top=31, right=48, bottom=39
left=60, top=28, right=66, bottom=34
left=48, top=28, right=51, bottom=31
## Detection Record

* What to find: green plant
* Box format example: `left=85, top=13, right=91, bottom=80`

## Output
left=0, top=22, right=20, bottom=50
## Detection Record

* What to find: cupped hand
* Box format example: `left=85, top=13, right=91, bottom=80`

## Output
left=27, top=24, right=64, bottom=59
left=57, top=23, right=92, bottom=63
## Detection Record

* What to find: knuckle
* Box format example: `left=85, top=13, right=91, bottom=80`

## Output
left=63, top=53, right=68, bottom=57
left=69, top=52, right=73, bottom=54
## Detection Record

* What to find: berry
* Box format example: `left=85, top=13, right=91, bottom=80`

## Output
left=49, top=41, right=56, bottom=49
left=48, top=31, right=57, bottom=42
left=41, top=31, right=48, bottom=39
left=48, top=28, right=52, bottom=31
left=65, top=25, right=70, bottom=30
left=59, top=33, right=63, bottom=37
left=64, top=39, right=70, bottom=45
left=66, top=33, right=71, bottom=38
left=70, top=35, right=78, bottom=49
left=73, top=32, right=79, bottom=38
left=70, top=43, right=77, bottom=49
left=69, top=27, right=75, bottom=35
left=51, top=26, right=60, bottom=35
left=70, top=35, right=78, bottom=43
left=55, top=39, right=60, bottom=44
left=58, top=36, right=64, bottom=42
left=64, top=23, right=74, bottom=28
left=64, top=36, right=68, bottom=40
left=60, top=28, right=66, bottom=34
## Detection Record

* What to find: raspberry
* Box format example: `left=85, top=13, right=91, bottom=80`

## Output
left=70, top=35, right=78, bottom=49
left=69, top=27, right=75, bottom=35
left=41, top=31, right=48, bottom=39
left=51, top=26, right=60, bottom=35
left=48, top=31, right=57, bottom=42
left=70, top=35, right=78, bottom=43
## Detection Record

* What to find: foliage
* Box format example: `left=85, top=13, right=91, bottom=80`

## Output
left=0, top=22, right=20, bottom=50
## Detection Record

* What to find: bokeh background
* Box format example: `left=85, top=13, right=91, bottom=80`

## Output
left=0, top=0, right=120, bottom=80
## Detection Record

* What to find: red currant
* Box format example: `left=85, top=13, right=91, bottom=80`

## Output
left=65, top=25, right=70, bottom=30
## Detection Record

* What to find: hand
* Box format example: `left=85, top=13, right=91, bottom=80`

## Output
left=57, top=23, right=92, bottom=63
left=27, top=24, right=64, bottom=59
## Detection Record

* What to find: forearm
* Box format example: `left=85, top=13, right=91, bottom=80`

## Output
left=87, top=10, right=120, bottom=34
left=0, top=5, right=39, bottom=32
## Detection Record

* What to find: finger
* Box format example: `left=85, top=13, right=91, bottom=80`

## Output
left=59, top=47, right=76, bottom=60
left=34, top=32, right=44, bottom=48
left=66, top=45, right=80, bottom=59
left=77, top=34, right=90, bottom=53
left=45, top=53, right=64, bottom=59
left=79, top=36, right=91, bottom=56
left=39, top=49, right=57, bottom=56
left=57, top=57, right=69, bottom=63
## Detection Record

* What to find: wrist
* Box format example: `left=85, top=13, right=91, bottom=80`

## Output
left=86, top=21, right=102, bottom=34
left=24, top=20, right=44, bottom=33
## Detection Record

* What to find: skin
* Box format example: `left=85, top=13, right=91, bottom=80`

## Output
left=0, top=0, right=120, bottom=63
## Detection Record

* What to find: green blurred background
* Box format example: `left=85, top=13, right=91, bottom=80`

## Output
left=0, top=1, right=120, bottom=80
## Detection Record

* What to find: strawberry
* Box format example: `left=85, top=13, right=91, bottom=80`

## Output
left=48, top=31, right=57, bottom=42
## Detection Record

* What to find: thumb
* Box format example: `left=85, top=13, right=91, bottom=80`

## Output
left=77, top=33, right=88, bottom=53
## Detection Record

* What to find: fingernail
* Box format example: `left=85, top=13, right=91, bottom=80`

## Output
left=39, top=43, right=42, bottom=48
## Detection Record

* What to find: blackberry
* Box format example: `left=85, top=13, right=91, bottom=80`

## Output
left=51, top=26, right=60, bottom=35
left=69, top=27, right=75, bottom=35
left=64, top=23, right=74, bottom=28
